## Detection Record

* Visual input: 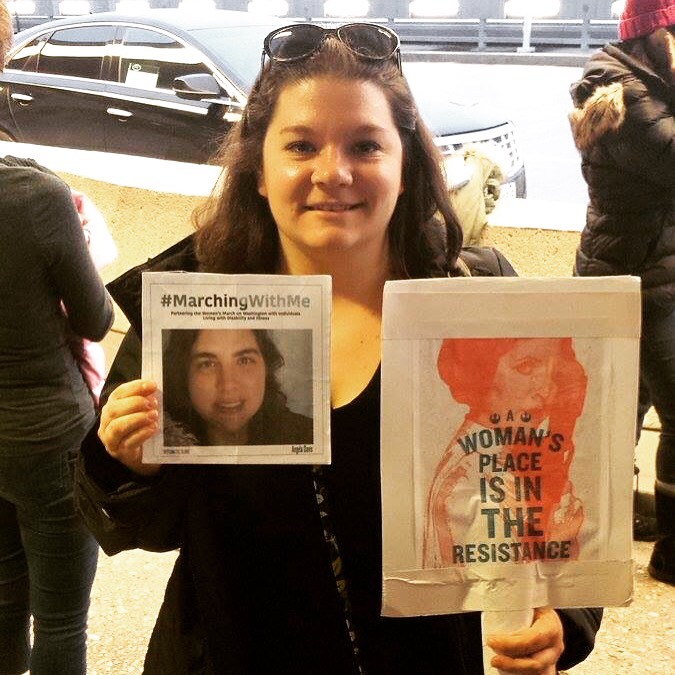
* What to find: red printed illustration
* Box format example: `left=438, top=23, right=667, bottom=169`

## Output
left=422, top=338, right=588, bottom=569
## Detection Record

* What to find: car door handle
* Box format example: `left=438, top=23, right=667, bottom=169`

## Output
left=10, top=93, right=34, bottom=104
left=107, top=107, right=133, bottom=119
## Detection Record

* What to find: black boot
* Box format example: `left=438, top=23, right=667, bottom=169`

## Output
left=633, top=466, right=657, bottom=541
left=648, top=488, right=675, bottom=585
left=648, top=536, right=675, bottom=584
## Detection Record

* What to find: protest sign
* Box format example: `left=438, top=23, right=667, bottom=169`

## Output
left=141, top=272, right=331, bottom=464
left=380, top=276, right=640, bottom=673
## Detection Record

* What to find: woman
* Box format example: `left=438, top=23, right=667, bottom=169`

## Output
left=162, top=328, right=312, bottom=446
left=0, top=6, right=114, bottom=674
left=77, top=23, right=600, bottom=674
left=568, top=0, right=674, bottom=582
left=424, top=338, right=588, bottom=568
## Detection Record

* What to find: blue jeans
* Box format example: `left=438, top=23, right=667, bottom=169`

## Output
left=0, top=449, right=98, bottom=675
left=641, top=307, right=675, bottom=537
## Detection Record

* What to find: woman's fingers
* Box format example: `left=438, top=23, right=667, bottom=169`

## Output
left=106, top=378, right=157, bottom=402
left=101, top=380, right=157, bottom=425
left=102, top=410, right=158, bottom=452
left=489, top=650, right=558, bottom=675
left=98, top=380, right=161, bottom=476
left=113, top=424, right=162, bottom=476
left=488, top=607, right=563, bottom=675
left=101, top=393, right=157, bottom=429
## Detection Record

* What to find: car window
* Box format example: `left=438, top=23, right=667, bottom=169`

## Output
left=116, top=28, right=213, bottom=91
left=36, top=26, right=114, bottom=79
left=6, top=35, right=48, bottom=73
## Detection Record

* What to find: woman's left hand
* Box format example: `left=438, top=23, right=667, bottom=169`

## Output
left=487, top=606, right=564, bottom=674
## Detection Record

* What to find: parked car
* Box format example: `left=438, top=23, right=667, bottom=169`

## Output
left=0, top=10, right=526, bottom=196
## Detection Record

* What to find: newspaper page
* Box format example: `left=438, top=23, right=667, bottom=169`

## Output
left=141, top=272, right=331, bottom=464
left=381, top=276, right=640, bottom=617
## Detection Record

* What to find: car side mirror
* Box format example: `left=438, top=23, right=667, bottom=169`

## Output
left=173, top=73, right=223, bottom=100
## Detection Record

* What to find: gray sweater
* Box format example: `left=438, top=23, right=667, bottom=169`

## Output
left=0, top=156, right=114, bottom=454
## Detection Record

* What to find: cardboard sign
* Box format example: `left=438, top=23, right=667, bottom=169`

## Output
left=142, top=272, right=331, bottom=464
left=381, top=276, right=639, bottom=617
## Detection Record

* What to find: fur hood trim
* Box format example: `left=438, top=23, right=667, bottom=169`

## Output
left=569, top=81, right=626, bottom=152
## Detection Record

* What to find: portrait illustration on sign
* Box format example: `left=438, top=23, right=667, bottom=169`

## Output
left=422, top=337, right=589, bottom=569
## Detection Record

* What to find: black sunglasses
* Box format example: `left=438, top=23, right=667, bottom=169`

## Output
left=262, top=23, right=402, bottom=73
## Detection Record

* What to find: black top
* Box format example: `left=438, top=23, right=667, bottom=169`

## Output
left=0, top=155, right=113, bottom=454
left=326, top=367, right=383, bottom=628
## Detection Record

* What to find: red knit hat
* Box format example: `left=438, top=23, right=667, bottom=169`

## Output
left=619, top=0, right=675, bottom=39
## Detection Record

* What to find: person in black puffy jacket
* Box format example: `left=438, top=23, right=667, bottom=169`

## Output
left=569, top=0, right=674, bottom=583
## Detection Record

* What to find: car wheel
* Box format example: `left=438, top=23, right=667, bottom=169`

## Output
left=0, top=129, right=16, bottom=141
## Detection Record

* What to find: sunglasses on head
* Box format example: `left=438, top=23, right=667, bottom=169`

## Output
left=262, top=23, right=402, bottom=73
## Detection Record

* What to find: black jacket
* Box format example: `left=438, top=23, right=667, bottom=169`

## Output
left=0, top=155, right=113, bottom=454
left=76, top=237, right=601, bottom=674
left=569, top=40, right=674, bottom=314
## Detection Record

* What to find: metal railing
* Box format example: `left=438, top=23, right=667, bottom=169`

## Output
left=10, top=13, right=619, bottom=52
left=387, top=18, right=618, bottom=51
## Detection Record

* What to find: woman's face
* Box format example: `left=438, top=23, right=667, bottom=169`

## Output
left=257, top=76, right=404, bottom=268
left=187, top=329, right=267, bottom=444
left=489, top=339, right=562, bottom=415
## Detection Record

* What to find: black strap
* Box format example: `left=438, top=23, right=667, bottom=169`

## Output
left=311, top=465, right=366, bottom=675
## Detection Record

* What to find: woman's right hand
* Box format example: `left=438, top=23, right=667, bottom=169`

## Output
left=98, top=379, right=162, bottom=476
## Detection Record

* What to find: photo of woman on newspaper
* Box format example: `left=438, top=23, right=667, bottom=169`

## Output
left=162, top=328, right=313, bottom=447
left=423, top=337, right=588, bottom=568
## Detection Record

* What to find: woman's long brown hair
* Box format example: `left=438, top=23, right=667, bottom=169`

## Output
left=193, top=37, right=463, bottom=279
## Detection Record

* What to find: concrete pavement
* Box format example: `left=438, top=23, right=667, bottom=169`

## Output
left=86, top=540, right=673, bottom=675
